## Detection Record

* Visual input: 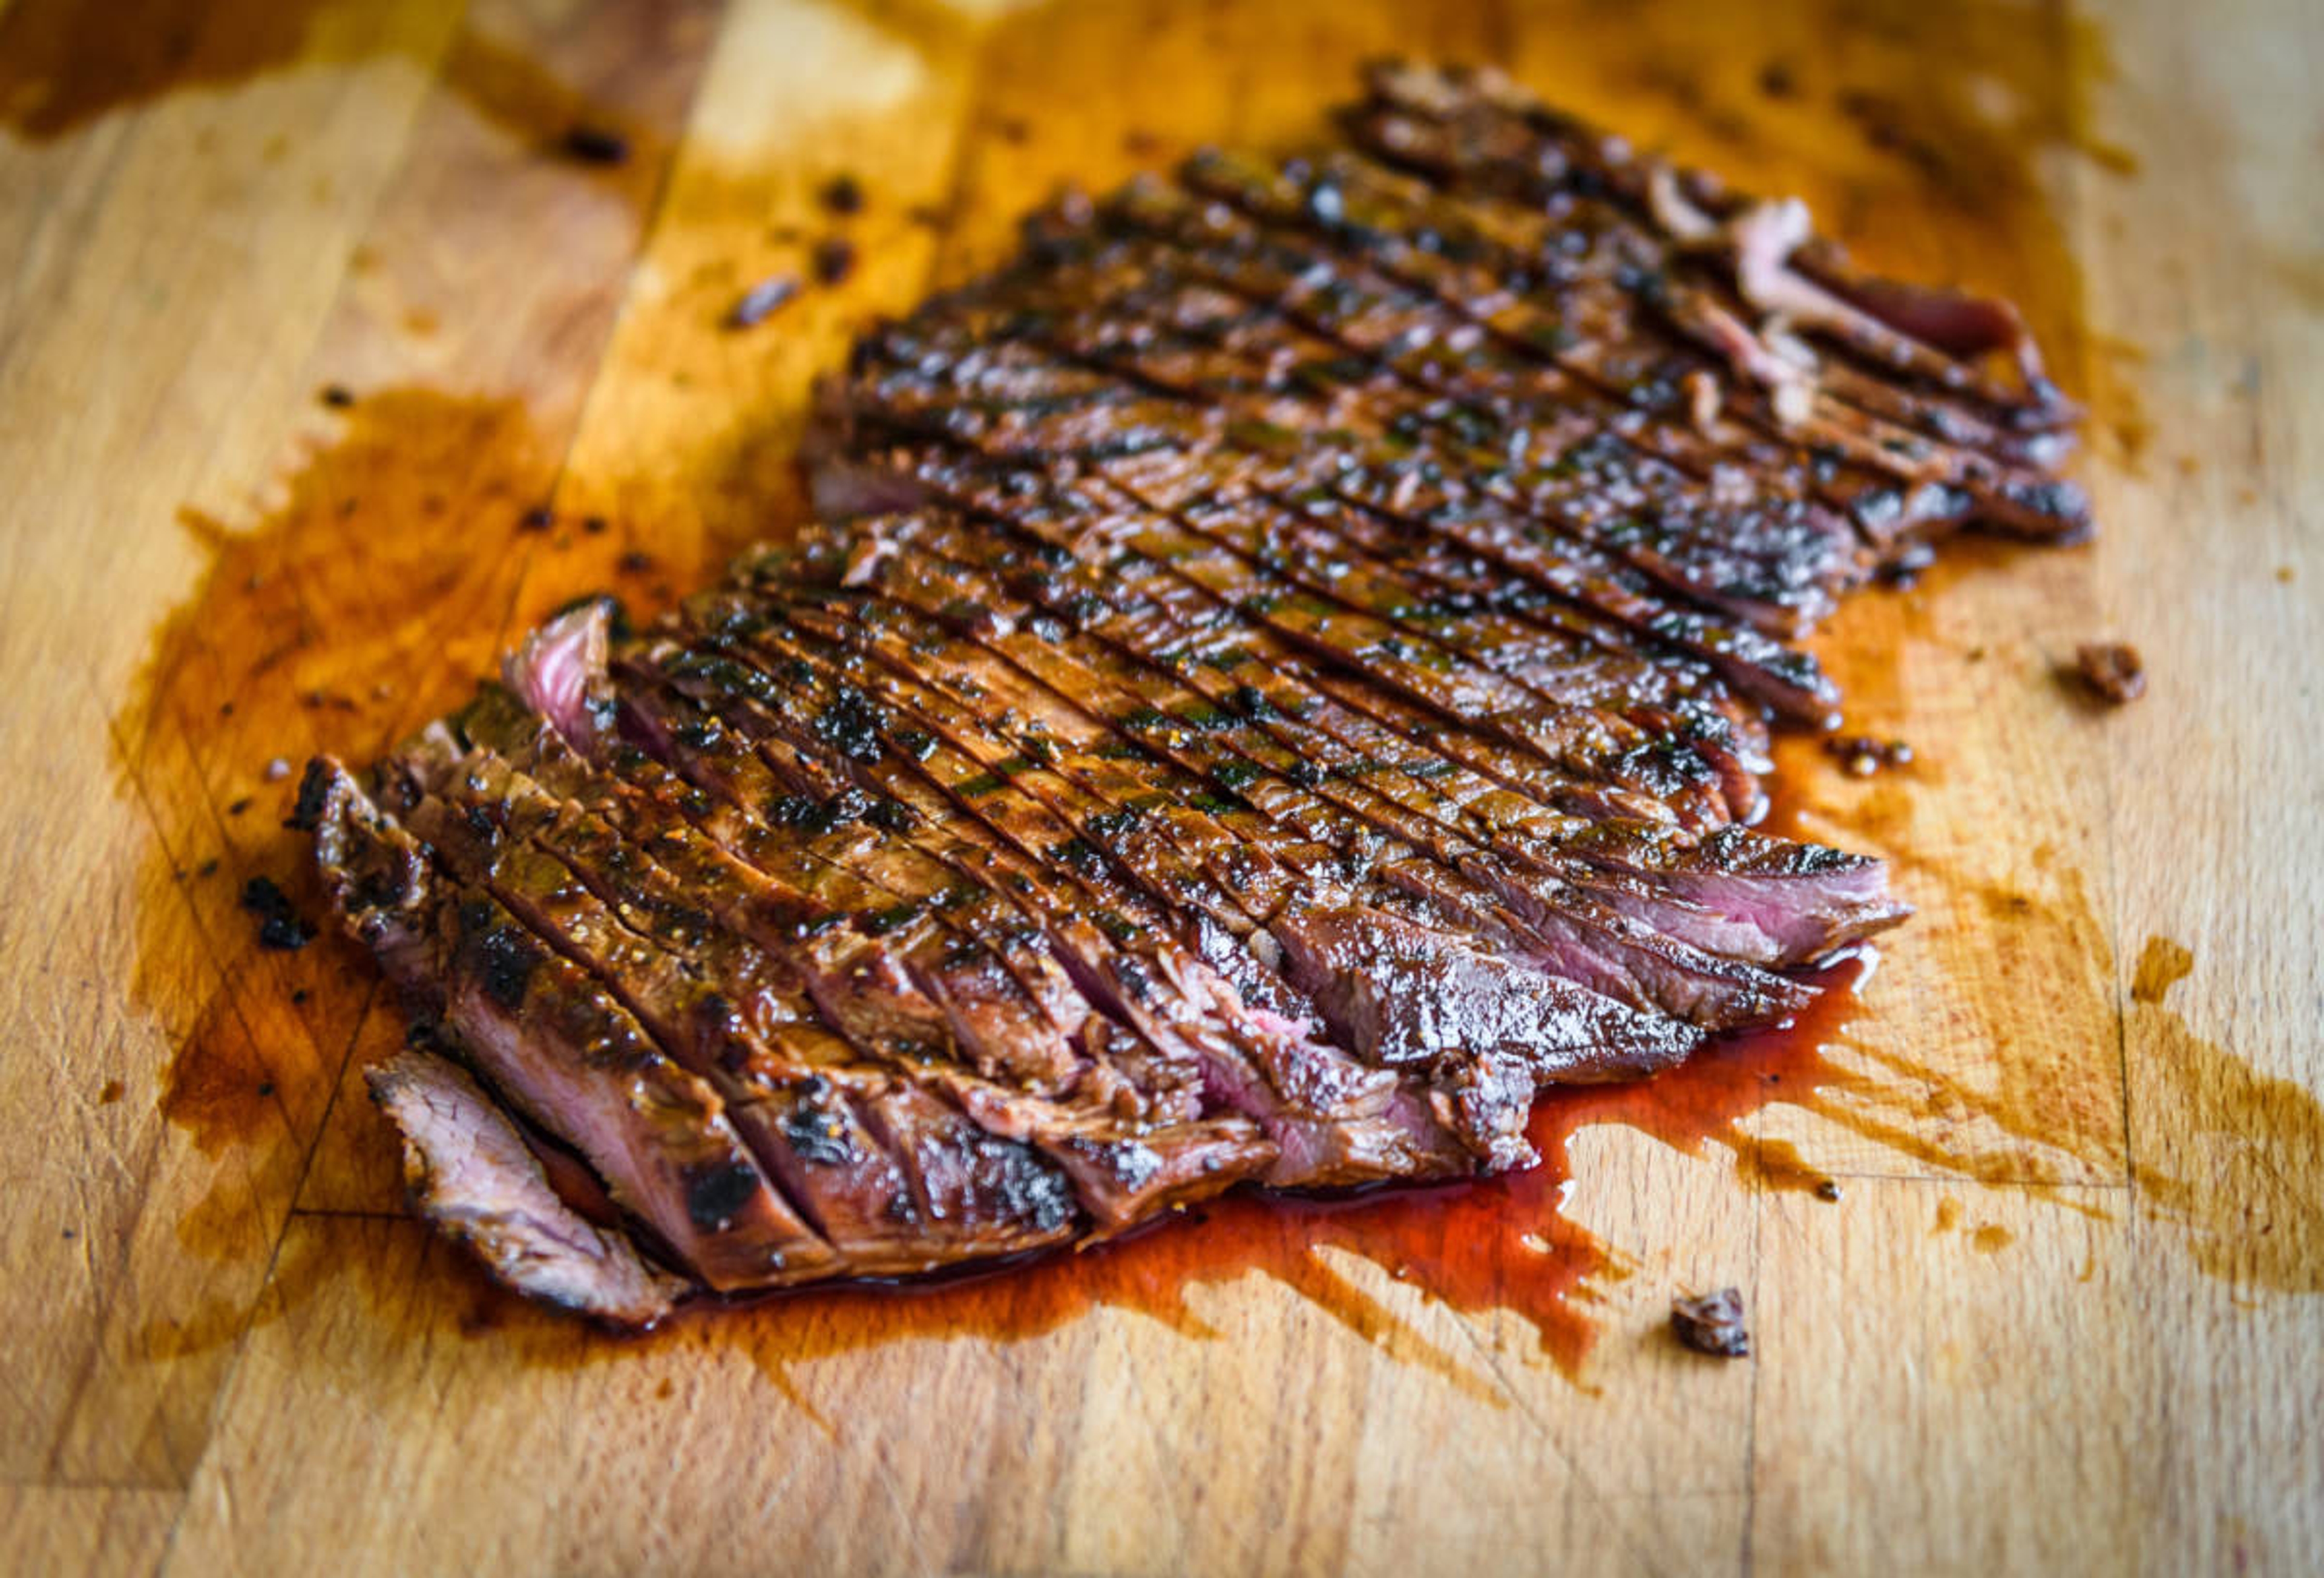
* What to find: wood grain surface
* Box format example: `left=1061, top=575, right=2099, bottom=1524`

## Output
left=2, top=0, right=2318, bottom=1573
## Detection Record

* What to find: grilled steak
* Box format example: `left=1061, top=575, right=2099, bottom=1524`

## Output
left=309, top=62, right=2086, bottom=1323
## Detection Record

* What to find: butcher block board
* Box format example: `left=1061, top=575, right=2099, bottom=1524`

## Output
left=1, top=0, right=2319, bottom=1572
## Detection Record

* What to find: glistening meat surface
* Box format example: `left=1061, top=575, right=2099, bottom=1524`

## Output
left=306, top=62, right=2084, bottom=1323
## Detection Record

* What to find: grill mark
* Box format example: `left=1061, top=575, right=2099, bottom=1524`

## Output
left=476, top=673, right=1101, bottom=1106
left=442, top=695, right=1271, bottom=1239
left=1161, top=150, right=1923, bottom=531
left=900, top=209, right=1860, bottom=623
left=847, top=289, right=1843, bottom=725
left=612, top=662, right=1092, bottom=1093
left=791, top=510, right=1807, bottom=1030
left=773, top=545, right=1597, bottom=898
left=775, top=600, right=1336, bottom=932
left=774, top=552, right=1731, bottom=1021
left=809, top=510, right=1680, bottom=869
left=809, top=527, right=1664, bottom=888
left=781, top=553, right=1747, bottom=1073
left=1285, top=139, right=2053, bottom=471
left=1038, top=208, right=1863, bottom=625
left=701, top=609, right=1319, bottom=992
left=873, top=447, right=1765, bottom=812
left=624, top=606, right=1411, bottom=1155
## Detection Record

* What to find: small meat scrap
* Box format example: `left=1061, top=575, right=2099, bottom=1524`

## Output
left=2074, top=641, right=2146, bottom=705
left=819, top=174, right=864, bottom=214
left=1822, top=734, right=1914, bottom=777
left=1671, top=1288, right=1751, bottom=1357
left=240, top=876, right=315, bottom=952
left=724, top=275, right=798, bottom=330
left=812, top=237, right=856, bottom=285
left=560, top=124, right=630, bottom=165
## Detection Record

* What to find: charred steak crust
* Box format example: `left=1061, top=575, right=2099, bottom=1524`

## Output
left=307, top=62, right=2085, bottom=1322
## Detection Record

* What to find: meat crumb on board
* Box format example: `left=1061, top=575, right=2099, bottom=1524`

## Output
left=1671, top=1288, right=1751, bottom=1357
left=2074, top=641, right=2146, bottom=704
left=559, top=125, right=630, bottom=165
left=820, top=174, right=864, bottom=214
left=813, top=237, right=856, bottom=285
left=240, top=876, right=314, bottom=952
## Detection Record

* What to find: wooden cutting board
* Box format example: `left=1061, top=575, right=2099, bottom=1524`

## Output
left=2, top=0, right=2317, bottom=1572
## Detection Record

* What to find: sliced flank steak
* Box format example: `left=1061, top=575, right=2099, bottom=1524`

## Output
left=307, top=61, right=2080, bottom=1322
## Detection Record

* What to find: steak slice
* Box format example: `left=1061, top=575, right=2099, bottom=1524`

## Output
left=509, top=604, right=1459, bottom=1193
left=766, top=505, right=1823, bottom=1031
left=368, top=1051, right=684, bottom=1327
left=757, top=535, right=1800, bottom=1050
left=624, top=611, right=1474, bottom=1184
left=302, top=60, right=2085, bottom=1320
left=826, top=364, right=1847, bottom=732
left=1348, top=61, right=2076, bottom=432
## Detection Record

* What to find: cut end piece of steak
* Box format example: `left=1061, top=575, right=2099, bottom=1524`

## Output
left=368, top=1051, right=686, bottom=1328
left=309, top=758, right=839, bottom=1292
